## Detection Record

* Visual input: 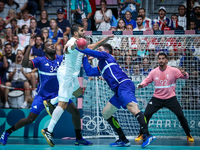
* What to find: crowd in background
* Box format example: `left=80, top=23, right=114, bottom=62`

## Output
left=0, top=0, right=199, bottom=109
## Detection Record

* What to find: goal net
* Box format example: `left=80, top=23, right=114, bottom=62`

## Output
left=82, top=33, right=200, bottom=139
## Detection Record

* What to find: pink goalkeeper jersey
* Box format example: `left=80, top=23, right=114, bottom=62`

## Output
left=141, top=65, right=189, bottom=99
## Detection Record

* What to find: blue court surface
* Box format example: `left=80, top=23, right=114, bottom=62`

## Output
left=1, top=138, right=200, bottom=150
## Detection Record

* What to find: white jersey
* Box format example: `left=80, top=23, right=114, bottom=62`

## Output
left=59, top=37, right=84, bottom=77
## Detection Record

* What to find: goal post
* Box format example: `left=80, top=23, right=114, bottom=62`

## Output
left=82, top=32, right=200, bottom=139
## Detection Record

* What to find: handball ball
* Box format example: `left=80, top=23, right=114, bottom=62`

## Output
left=76, top=38, right=88, bottom=50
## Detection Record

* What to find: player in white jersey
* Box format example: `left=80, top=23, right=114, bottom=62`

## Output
left=41, top=24, right=113, bottom=147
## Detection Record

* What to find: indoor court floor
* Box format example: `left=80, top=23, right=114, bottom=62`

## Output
left=1, top=138, right=200, bottom=150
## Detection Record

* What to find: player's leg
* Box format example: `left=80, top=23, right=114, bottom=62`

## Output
left=21, top=81, right=31, bottom=109
left=118, top=81, right=156, bottom=148
left=42, top=76, right=74, bottom=147
left=102, top=96, right=130, bottom=147
left=166, top=96, right=194, bottom=142
left=66, top=100, right=93, bottom=146
left=0, top=95, right=43, bottom=145
left=135, top=97, right=163, bottom=141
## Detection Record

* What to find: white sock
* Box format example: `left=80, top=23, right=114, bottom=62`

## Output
left=47, top=106, right=64, bottom=133
left=50, top=97, right=58, bottom=105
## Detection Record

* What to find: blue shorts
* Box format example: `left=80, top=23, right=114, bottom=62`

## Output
left=109, top=80, right=138, bottom=109
left=30, top=95, right=73, bottom=115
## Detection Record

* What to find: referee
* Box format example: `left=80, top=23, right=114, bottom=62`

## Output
left=136, top=52, right=194, bottom=142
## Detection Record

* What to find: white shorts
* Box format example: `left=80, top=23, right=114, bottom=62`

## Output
left=57, top=75, right=80, bottom=102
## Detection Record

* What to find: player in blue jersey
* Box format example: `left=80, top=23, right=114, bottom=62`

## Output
left=0, top=36, right=90, bottom=147
left=76, top=43, right=156, bottom=148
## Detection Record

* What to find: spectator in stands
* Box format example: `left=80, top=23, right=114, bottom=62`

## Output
left=0, top=17, right=5, bottom=37
left=137, top=40, right=149, bottom=57
left=126, top=24, right=133, bottom=31
left=4, top=43, right=15, bottom=66
left=16, top=0, right=38, bottom=17
left=29, top=18, right=41, bottom=35
left=94, top=0, right=112, bottom=31
left=131, top=44, right=142, bottom=65
left=37, top=10, right=50, bottom=29
left=18, top=25, right=31, bottom=48
left=10, top=18, right=21, bottom=35
left=4, top=9, right=16, bottom=28
left=0, top=48, right=8, bottom=108
left=193, top=39, right=200, bottom=58
left=41, top=27, right=49, bottom=42
left=140, top=57, right=152, bottom=75
left=124, top=11, right=136, bottom=29
left=5, top=50, right=31, bottom=108
left=190, top=20, right=197, bottom=30
left=167, top=47, right=180, bottom=67
left=183, top=0, right=199, bottom=9
left=117, top=0, right=140, bottom=20
left=190, top=0, right=195, bottom=18
left=178, top=5, right=186, bottom=30
left=122, top=55, right=134, bottom=76
left=133, top=64, right=140, bottom=75
left=116, top=19, right=126, bottom=31
left=30, top=35, right=45, bottom=57
left=169, top=14, right=184, bottom=30
left=156, top=7, right=170, bottom=30
left=12, top=35, right=24, bottom=54
left=148, top=44, right=158, bottom=69
left=2, top=27, right=12, bottom=44
left=133, top=15, right=146, bottom=31
left=56, top=8, right=70, bottom=45
left=113, top=47, right=120, bottom=61
left=4, top=0, right=20, bottom=19
left=179, top=49, right=200, bottom=74
left=17, top=10, right=30, bottom=28
left=192, top=5, right=200, bottom=30
left=47, top=19, right=63, bottom=55
left=71, top=0, right=92, bottom=31
left=155, top=37, right=169, bottom=55
left=152, top=20, right=160, bottom=31
left=0, top=0, right=6, bottom=19
left=138, top=8, right=152, bottom=29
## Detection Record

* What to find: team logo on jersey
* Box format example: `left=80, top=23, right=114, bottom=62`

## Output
left=155, top=77, right=159, bottom=80
left=167, top=74, right=169, bottom=79
left=57, top=61, right=59, bottom=65
left=149, top=101, right=153, bottom=105
left=33, top=105, right=37, bottom=109
left=45, top=63, right=49, bottom=66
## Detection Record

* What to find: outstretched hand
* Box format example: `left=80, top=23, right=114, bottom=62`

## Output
left=179, top=67, right=186, bottom=76
left=29, top=33, right=36, bottom=47
left=137, top=84, right=143, bottom=89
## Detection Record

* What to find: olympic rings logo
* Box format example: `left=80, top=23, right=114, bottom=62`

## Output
left=82, top=115, right=114, bottom=135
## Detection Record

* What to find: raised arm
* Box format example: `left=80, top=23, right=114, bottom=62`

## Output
left=137, top=71, right=153, bottom=89
left=22, top=35, right=35, bottom=68
left=83, top=56, right=101, bottom=76
left=76, top=47, right=102, bottom=59
left=88, top=35, right=114, bottom=50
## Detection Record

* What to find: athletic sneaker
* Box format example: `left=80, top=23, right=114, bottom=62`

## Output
left=74, top=138, right=93, bottom=146
left=43, top=100, right=56, bottom=117
left=109, top=139, right=131, bottom=147
left=135, top=134, right=143, bottom=141
left=187, top=135, right=194, bottom=142
left=41, top=128, right=54, bottom=147
left=0, top=131, right=10, bottom=145
left=5, top=102, right=10, bottom=108
left=141, top=134, right=156, bottom=148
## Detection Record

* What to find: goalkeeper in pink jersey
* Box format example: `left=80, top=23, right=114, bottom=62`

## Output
left=136, top=52, right=194, bottom=142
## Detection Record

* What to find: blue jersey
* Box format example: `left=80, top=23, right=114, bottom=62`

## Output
left=78, top=48, right=131, bottom=92
left=31, top=55, right=63, bottom=98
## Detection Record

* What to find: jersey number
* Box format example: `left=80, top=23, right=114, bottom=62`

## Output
left=160, top=79, right=167, bottom=85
